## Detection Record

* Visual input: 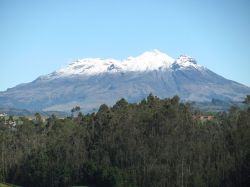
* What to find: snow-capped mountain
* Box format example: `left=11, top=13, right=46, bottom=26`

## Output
left=41, top=50, right=175, bottom=79
left=0, top=50, right=249, bottom=112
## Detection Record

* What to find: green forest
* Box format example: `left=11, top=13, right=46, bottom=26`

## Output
left=0, top=95, right=250, bottom=187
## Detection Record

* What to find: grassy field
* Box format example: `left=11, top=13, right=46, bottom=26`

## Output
left=0, top=183, right=90, bottom=187
left=0, top=182, right=22, bottom=187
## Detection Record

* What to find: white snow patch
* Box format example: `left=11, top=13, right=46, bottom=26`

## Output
left=174, top=55, right=204, bottom=70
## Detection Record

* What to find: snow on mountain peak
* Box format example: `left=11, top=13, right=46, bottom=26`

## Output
left=171, top=55, right=203, bottom=70
left=55, top=58, right=122, bottom=76
left=121, top=49, right=174, bottom=72
left=41, top=50, right=203, bottom=80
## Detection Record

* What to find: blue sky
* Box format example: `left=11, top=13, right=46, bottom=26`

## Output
left=0, top=0, right=250, bottom=91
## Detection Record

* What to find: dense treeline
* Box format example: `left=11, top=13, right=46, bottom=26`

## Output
left=0, top=95, right=249, bottom=187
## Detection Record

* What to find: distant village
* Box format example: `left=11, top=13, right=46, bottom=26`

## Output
left=0, top=113, right=18, bottom=129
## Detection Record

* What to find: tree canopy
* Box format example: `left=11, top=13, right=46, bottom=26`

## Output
left=0, top=95, right=249, bottom=187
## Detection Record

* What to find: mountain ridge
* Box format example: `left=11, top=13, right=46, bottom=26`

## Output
left=40, top=50, right=202, bottom=80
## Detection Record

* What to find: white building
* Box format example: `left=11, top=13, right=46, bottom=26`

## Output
left=0, top=113, right=7, bottom=117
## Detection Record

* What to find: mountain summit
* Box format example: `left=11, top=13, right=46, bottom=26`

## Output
left=41, top=49, right=175, bottom=79
left=40, top=50, right=203, bottom=80
left=1, top=50, right=250, bottom=112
